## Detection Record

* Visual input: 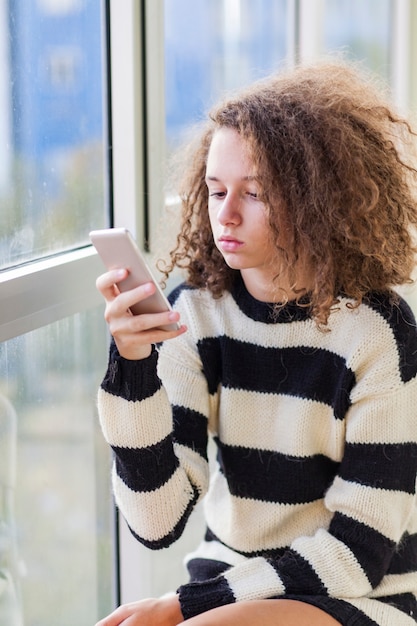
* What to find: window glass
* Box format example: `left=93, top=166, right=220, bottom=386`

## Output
left=0, top=0, right=106, bottom=269
left=323, top=0, right=391, bottom=80
left=164, top=0, right=288, bottom=150
left=164, top=0, right=394, bottom=151
left=0, top=307, right=114, bottom=625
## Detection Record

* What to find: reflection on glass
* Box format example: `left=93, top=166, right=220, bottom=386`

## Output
left=0, top=307, right=114, bottom=625
left=164, top=0, right=288, bottom=150
left=0, top=0, right=106, bottom=269
left=323, top=0, right=391, bottom=79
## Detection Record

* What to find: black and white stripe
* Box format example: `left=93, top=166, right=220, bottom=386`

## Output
left=98, top=275, right=417, bottom=624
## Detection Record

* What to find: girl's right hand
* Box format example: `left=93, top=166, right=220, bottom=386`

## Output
left=95, top=269, right=187, bottom=361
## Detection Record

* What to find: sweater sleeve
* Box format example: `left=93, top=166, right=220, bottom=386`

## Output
left=97, top=338, right=212, bottom=549
left=176, top=369, right=417, bottom=619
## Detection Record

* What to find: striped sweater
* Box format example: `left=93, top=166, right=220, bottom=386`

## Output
left=98, top=274, right=417, bottom=624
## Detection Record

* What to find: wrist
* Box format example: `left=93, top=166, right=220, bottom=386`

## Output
left=115, top=341, right=152, bottom=361
left=163, top=593, right=184, bottom=623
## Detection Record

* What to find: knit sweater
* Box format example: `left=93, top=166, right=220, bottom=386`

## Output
left=98, top=274, right=417, bottom=624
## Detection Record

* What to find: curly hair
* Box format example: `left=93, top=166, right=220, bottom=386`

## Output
left=161, top=60, right=417, bottom=326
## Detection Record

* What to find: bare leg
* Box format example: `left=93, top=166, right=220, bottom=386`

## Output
left=182, top=599, right=342, bottom=626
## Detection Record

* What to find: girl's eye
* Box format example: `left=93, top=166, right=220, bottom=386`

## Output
left=209, top=191, right=226, bottom=198
left=246, top=189, right=261, bottom=200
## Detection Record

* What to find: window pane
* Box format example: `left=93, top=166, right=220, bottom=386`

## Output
left=0, top=307, right=114, bottom=625
left=323, top=0, right=391, bottom=79
left=164, top=0, right=288, bottom=150
left=0, top=0, right=106, bottom=269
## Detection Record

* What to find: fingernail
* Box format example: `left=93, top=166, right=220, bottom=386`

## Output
left=143, top=282, right=155, bottom=293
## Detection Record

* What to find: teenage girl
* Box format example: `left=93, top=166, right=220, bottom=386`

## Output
left=95, top=61, right=417, bottom=626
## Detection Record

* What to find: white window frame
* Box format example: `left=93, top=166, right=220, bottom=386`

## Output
left=108, top=0, right=171, bottom=604
left=0, top=247, right=103, bottom=342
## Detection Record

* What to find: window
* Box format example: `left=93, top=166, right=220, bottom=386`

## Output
left=164, top=0, right=288, bottom=150
left=0, top=1, right=114, bottom=623
left=323, top=0, right=391, bottom=78
left=1, top=0, right=106, bottom=269
left=0, top=309, right=113, bottom=624
left=1, top=1, right=416, bottom=621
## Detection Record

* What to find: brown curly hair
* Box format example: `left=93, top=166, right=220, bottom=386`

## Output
left=162, top=60, right=417, bottom=326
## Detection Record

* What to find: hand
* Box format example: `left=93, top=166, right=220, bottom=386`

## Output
left=95, top=594, right=184, bottom=626
left=96, top=269, right=187, bottom=360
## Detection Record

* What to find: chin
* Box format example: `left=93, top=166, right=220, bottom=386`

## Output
left=224, top=260, right=246, bottom=271
left=221, top=255, right=247, bottom=271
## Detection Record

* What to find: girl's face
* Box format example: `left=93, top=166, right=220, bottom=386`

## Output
left=206, top=127, right=285, bottom=298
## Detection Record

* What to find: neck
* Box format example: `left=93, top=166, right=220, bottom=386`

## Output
left=240, top=266, right=313, bottom=303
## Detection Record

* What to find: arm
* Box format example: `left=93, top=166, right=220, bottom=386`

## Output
left=98, top=336, right=212, bottom=548
left=96, top=270, right=213, bottom=548
left=96, top=269, right=211, bottom=546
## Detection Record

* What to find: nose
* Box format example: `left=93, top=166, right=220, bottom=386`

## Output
left=217, top=192, right=242, bottom=226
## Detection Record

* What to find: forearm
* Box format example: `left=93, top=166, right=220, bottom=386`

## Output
left=98, top=341, right=210, bottom=547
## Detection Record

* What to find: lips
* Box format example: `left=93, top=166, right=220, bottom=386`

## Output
left=218, top=236, right=244, bottom=252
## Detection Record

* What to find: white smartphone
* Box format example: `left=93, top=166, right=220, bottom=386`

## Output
left=89, top=227, right=179, bottom=331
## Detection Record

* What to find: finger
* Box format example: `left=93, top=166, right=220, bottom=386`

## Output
left=95, top=601, right=146, bottom=626
left=109, top=321, right=187, bottom=361
left=110, top=282, right=156, bottom=316
left=127, top=309, right=182, bottom=332
left=126, top=322, right=188, bottom=345
left=96, top=269, right=127, bottom=298
left=94, top=608, right=122, bottom=626
left=109, top=312, right=186, bottom=345
left=94, top=606, right=129, bottom=626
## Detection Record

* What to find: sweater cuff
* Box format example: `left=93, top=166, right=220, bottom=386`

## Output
left=177, top=577, right=235, bottom=620
left=101, top=340, right=161, bottom=402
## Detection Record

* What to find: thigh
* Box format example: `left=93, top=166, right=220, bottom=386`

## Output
left=182, top=599, right=343, bottom=626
